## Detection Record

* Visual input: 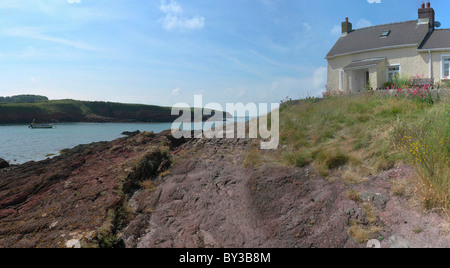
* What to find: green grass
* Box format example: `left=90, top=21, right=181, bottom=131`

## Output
left=278, top=92, right=449, bottom=211
left=281, top=94, right=411, bottom=174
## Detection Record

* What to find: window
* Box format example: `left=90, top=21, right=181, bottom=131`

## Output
left=387, top=65, right=400, bottom=82
left=381, top=30, right=391, bottom=38
left=442, top=56, right=450, bottom=79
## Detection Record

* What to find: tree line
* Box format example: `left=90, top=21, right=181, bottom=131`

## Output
left=0, top=95, right=49, bottom=103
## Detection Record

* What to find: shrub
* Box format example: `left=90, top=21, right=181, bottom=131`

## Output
left=348, top=225, right=371, bottom=243
left=442, top=80, right=450, bottom=89
left=322, top=89, right=345, bottom=98
left=295, top=151, right=312, bottom=167
left=384, top=81, right=394, bottom=89
left=323, top=148, right=349, bottom=169
left=347, top=189, right=361, bottom=202
left=395, top=73, right=415, bottom=88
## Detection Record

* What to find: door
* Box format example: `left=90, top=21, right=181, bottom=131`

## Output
left=365, top=71, right=370, bottom=89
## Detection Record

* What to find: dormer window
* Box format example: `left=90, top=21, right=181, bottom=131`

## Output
left=381, top=30, right=391, bottom=38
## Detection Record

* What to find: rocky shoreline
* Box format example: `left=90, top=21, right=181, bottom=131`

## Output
left=0, top=129, right=448, bottom=248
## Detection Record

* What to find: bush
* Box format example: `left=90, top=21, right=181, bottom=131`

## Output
left=295, top=151, right=312, bottom=167
left=124, top=149, right=172, bottom=192
left=325, top=149, right=349, bottom=169
left=384, top=81, right=394, bottom=89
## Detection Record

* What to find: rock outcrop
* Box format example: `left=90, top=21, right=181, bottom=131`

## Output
left=0, top=130, right=177, bottom=248
left=0, top=159, right=9, bottom=170
left=0, top=127, right=448, bottom=248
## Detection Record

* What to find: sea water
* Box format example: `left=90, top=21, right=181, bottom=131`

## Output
left=0, top=118, right=249, bottom=165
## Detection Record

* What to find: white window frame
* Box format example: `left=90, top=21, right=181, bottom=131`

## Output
left=441, top=55, right=450, bottom=80
left=386, top=64, right=401, bottom=82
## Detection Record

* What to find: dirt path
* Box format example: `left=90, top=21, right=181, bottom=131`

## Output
left=121, top=134, right=450, bottom=248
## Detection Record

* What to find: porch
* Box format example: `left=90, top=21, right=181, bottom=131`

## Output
left=341, top=58, right=387, bottom=93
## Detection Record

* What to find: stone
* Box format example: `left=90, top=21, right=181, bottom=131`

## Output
left=345, top=208, right=356, bottom=215
left=49, top=221, right=58, bottom=229
left=360, top=192, right=388, bottom=210
left=0, top=158, right=10, bottom=169
left=66, top=239, right=81, bottom=248
left=122, top=130, right=141, bottom=137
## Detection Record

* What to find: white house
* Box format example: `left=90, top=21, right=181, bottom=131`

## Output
left=326, top=2, right=450, bottom=93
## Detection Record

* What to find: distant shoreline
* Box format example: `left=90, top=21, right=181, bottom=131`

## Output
left=0, top=98, right=231, bottom=125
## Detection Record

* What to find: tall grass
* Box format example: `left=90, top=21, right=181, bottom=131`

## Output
left=278, top=92, right=449, bottom=210
left=392, top=104, right=449, bottom=210
left=280, top=94, right=417, bottom=174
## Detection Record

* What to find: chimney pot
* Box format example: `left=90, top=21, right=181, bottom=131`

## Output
left=419, top=2, right=435, bottom=29
left=421, top=3, right=425, bottom=9
left=345, top=17, right=348, bottom=22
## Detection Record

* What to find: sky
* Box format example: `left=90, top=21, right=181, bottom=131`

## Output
left=1, top=0, right=449, bottom=107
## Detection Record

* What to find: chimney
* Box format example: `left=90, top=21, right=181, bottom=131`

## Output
left=342, top=17, right=352, bottom=35
left=418, top=2, right=435, bottom=30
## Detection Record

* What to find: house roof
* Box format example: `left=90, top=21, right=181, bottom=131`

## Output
left=419, top=29, right=450, bottom=50
left=326, top=20, right=430, bottom=59
left=344, top=58, right=385, bottom=70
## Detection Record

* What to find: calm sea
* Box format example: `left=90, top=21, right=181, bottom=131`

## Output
left=0, top=122, right=172, bottom=165
left=0, top=118, right=250, bottom=165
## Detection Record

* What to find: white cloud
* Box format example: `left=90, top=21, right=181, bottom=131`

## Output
left=159, top=0, right=205, bottom=31
left=367, top=0, right=381, bottom=3
left=162, top=15, right=205, bottom=31
left=301, top=22, right=312, bottom=32
left=331, top=18, right=373, bottom=35
left=172, top=87, right=183, bottom=96
left=160, top=0, right=182, bottom=14
left=356, top=18, right=373, bottom=29
left=67, top=0, right=81, bottom=4
left=253, top=66, right=328, bottom=102
left=3, top=27, right=96, bottom=51
left=313, top=66, right=327, bottom=91
left=331, top=25, right=341, bottom=36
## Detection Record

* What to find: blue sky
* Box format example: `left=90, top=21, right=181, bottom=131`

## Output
left=0, top=0, right=448, bottom=106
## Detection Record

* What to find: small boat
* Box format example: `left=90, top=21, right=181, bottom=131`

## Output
left=29, top=119, right=54, bottom=129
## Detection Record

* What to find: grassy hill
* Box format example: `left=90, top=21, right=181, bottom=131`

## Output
left=248, top=90, right=449, bottom=212
left=0, top=99, right=178, bottom=124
